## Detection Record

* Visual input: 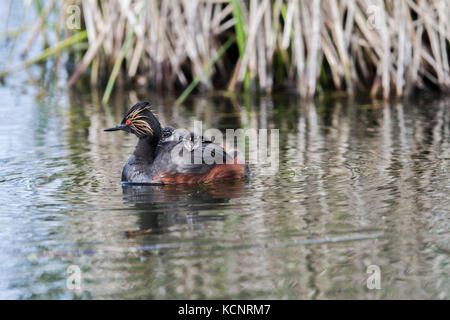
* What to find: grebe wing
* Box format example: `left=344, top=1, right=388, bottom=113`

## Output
left=166, top=141, right=234, bottom=174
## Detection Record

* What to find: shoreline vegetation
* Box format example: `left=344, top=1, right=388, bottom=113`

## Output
left=1, top=0, right=450, bottom=104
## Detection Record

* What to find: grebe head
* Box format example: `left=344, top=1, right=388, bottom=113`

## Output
left=104, top=101, right=162, bottom=139
left=161, top=125, right=175, bottom=141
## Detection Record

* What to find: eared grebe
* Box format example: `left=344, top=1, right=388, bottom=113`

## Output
left=104, top=101, right=249, bottom=184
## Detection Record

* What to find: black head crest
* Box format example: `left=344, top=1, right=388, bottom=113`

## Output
left=104, top=101, right=162, bottom=139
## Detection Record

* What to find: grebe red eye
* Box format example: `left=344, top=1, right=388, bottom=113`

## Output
left=126, top=120, right=131, bottom=125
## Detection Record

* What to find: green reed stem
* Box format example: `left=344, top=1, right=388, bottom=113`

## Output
left=230, top=0, right=249, bottom=91
left=0, top=31, right=87, bottom=78
left=175, top=36, right=236, bottom=106
left=101, top=30, right=135, bottom=105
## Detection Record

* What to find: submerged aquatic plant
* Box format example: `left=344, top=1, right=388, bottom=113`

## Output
left=1, top=0, right=450, bottom=102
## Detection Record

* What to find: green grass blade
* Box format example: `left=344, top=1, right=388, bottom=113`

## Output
left=101, top=30, right=135, bottom=105
left=26, top=31, right=87, bottom=65
left=176, top=36, right=236, bottom=106
left=230, top=0, right=250, bottom=90
left=0, top=31, right=87, bottom=78
left=230, top=0, right=246, bottom=56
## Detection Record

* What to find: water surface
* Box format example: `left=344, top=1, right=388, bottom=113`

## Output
left=0, top=78, right=449, bottom=299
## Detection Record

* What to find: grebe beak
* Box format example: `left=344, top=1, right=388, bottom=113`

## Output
left=104, top=124, right=127, bottom=132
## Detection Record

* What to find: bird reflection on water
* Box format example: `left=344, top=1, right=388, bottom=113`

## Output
left=121, top=181, right=248, bottom=238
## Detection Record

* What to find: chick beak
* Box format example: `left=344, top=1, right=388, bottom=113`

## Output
left=104, top=124, right=127, bottom=132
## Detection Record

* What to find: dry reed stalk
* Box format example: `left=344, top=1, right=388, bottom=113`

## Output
left=3, top=0, right=450, bottom=100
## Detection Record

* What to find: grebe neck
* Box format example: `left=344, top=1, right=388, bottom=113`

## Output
left=133, top=135, right=160, bottom=163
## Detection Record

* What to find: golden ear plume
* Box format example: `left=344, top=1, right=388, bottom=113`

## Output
left=126, top=105, right=153, bottom=136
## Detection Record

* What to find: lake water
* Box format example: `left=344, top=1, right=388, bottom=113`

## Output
left=0, top=76, right=449, bottom=299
